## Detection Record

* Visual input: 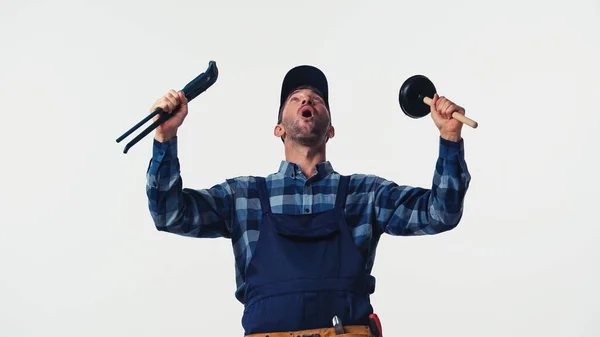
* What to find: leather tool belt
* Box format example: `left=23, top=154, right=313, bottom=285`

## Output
left=245, top=324, right=373, bottom=337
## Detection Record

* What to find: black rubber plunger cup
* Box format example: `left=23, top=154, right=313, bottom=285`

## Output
left=399, top=75, right=478, bottom=128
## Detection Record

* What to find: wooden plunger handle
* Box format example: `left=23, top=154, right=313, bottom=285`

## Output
left=423, top=96, right=478, bottom=129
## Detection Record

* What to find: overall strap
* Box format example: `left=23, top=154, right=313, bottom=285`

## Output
left=334, top=175, right=351, bottom=210
left=255, top=177, right=272, bottom=214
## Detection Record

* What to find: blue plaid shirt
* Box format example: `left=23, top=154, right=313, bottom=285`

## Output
left=146, top=136, right=471, bottom=303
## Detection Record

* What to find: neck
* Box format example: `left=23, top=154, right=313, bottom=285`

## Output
left=284, top=141, right=327, bottom=178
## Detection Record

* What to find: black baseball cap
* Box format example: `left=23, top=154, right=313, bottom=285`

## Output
left=278, top=65, right=329, bottom=123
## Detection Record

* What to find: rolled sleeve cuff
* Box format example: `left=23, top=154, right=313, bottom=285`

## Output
left=439, top=136, right=464, bottom=161
left=153, top=136, right=178, bottom=161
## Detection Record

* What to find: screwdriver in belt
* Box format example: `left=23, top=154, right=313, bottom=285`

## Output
left=332, top=315, right=344, bottom=335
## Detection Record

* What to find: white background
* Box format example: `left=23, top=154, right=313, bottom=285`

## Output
left=1, top=0, right=599, bottom=336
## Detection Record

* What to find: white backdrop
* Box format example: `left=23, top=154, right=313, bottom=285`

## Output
left=1, top=0, right=599, bottom=336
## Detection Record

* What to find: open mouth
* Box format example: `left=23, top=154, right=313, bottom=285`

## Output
left=300, top=107, right=314, bottom=118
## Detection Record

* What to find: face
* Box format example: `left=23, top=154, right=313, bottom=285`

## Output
left=276, top=88, right=334, bottom=146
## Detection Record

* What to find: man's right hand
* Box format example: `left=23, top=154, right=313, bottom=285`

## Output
left=151, top=89, right=189, bottom=142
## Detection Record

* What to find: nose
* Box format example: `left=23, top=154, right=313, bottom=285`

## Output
left=302, top=97, right=313, bottom=105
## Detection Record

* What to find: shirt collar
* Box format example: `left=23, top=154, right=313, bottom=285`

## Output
left=278, top=160, right=335, bottom=180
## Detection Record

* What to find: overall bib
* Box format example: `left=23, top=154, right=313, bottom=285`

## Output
left=242, top=175, right=376, bottom=335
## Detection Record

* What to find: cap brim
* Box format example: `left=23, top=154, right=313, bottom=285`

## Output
left=279, top=65, right=329, bottom=111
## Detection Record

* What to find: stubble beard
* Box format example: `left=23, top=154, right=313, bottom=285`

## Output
left=282, top=117, right=329, bottom=147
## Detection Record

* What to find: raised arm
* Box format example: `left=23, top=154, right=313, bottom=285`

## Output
left=375, top=94, right=472, bottom=235
left=146, top=137, right=234, bottom=238
left=145, top=89, right=234, bottom=238
left=374, top=137, right=471, bottom=236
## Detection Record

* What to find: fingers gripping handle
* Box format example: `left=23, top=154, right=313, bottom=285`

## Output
left=422, top=96, right=478, bottom=129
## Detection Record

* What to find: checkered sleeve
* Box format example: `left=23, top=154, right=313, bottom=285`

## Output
left=146, top=137, right=234, bottom=238
left=374, top=136, right=471, bottom=236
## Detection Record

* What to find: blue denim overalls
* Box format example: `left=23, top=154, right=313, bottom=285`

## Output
left=241, top=175, right=376, bottom=335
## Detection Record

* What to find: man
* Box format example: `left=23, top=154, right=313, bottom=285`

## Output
left=146, top=65, right=471, bottom=337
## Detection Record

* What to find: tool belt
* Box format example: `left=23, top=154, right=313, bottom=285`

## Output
left=245, top=324, right=373, bottom=337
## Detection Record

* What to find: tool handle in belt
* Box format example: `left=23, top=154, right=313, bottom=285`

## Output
left=368, top=313, right=383, bottom=337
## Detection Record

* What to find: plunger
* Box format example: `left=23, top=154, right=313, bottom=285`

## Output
left=399, top=75, right=478, bottom=128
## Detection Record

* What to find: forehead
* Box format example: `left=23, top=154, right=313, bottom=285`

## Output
left=287, top=86, right=324, bottom=99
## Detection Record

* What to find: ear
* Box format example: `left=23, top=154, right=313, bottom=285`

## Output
left=274, top=124, right=285, bottom=138
left=325, top=125, right=335, bottom=142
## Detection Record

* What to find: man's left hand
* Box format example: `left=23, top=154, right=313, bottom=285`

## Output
left=430, top=94, right=465, bottom=142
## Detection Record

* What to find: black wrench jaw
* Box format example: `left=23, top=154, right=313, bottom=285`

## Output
left=182, top=60, right=219, bottom=101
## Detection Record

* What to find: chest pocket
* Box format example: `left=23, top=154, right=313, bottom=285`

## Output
left=270, top=210, right=339, bottom=239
